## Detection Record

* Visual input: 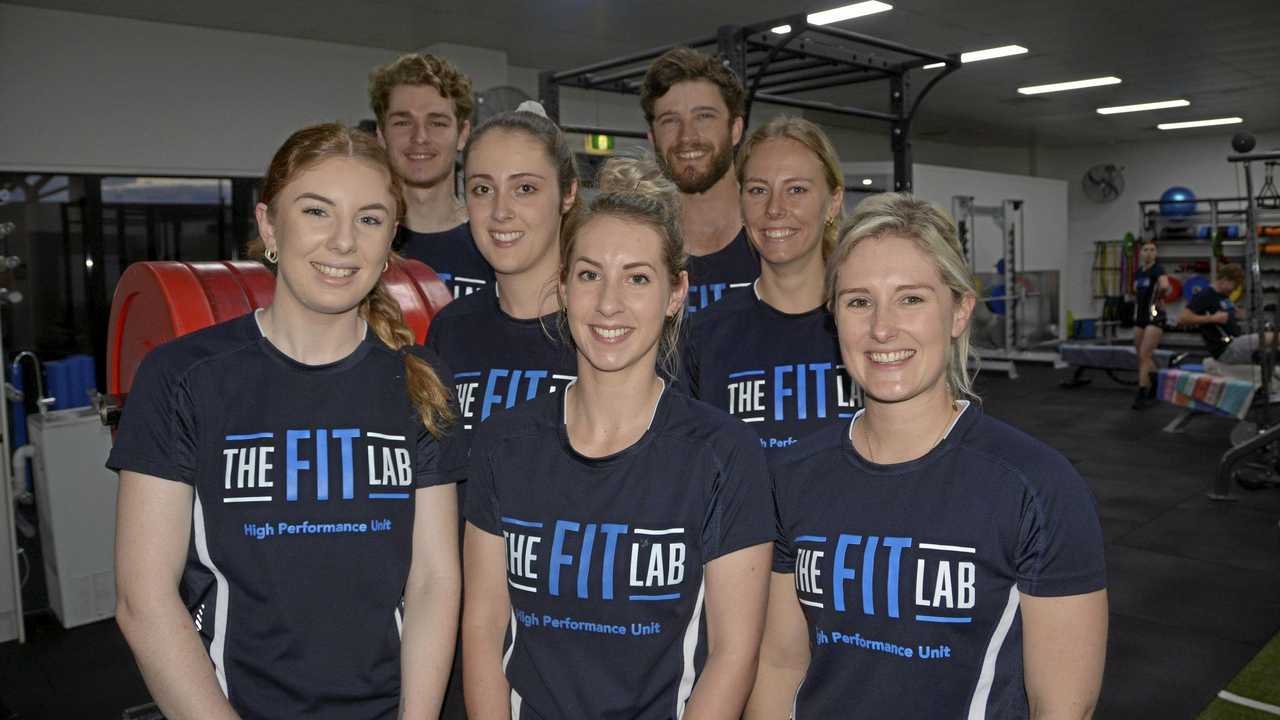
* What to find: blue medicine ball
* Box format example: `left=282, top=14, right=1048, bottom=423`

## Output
left=1160, top=186, right=1197, bottom=217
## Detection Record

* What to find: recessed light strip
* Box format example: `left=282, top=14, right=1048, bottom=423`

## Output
left=1018, top=76, right=1122, bottom=95
left=923, top=45, right=1029, bottom=70
left=1097, top=99, right=1190, bottom=115
left=1158, top=117, right=1243, bottom=130
left=807, top=1, right=893, bottom=26
left=773, top=2, right=893, bottom=34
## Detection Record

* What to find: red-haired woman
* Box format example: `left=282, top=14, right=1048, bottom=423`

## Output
left=109, top=124, right=462, bottom=719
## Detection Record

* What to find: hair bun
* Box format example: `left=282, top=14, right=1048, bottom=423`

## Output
left=515, top=100, right=549, bottom=118
left=595, top=156, right=677, bottom=198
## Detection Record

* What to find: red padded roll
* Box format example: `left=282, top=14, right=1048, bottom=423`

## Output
left=107, top=259, right=450, bottom=398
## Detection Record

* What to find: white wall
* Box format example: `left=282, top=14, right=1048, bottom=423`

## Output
left=1034, top=130, right=1280, bottom=320
left=843, top=160, right=1068, bottom=334
left=0, top=5, right=403, bottom=176
left=1, top=5, right=1033, bottom=179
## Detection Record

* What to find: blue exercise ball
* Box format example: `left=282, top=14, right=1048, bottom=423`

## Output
left=1160, top=186, right=1197, bottom=217
left=986, top=284, right=1007, bottom=315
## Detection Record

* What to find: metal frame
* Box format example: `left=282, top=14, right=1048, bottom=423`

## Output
left=538, top=15, right=961, bottom=192
left=954, top=196, right=1030, bottom=379
left=1212, top=149, right=1280, bottom=501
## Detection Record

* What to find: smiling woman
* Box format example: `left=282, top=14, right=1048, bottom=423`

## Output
left=747, top=193, right=1109, bottom=720
left=682, top=116, right=860, bottom=452
left=461, top=156, right=774, bottom=720
left=108, top=123, right=464, bottom=720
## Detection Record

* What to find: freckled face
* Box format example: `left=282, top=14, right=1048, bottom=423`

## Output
left=257, top=156, right=397, bottom=317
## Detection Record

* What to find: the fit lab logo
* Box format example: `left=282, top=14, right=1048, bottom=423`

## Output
left=434, top=272, right=486, bottom=298
left=793, top=533, right=976, bottom=624
left=687, top=281, right=752, bottom=312
left=452, top=369, right=576, bottom=429
left=724, top=363, right=864, bottom=439
left=501, top=516, right=686, bottom=602
left=220, top=427, right=413, bottom=504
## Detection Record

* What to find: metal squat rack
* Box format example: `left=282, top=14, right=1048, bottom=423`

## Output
left=537, top=14, right=962, bottom=194
left=953, top=196, right=1034, bottom=379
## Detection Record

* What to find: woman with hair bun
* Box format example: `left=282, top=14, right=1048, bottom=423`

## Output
left=684, top=115, right=861, bottom=451
left=425, top=102, right=580, bottom=462
left=747, top=193, right=1107, bottom=719
left=109, top=124, right=462, bottom=719
left=462, top=156, right=773, bottom=720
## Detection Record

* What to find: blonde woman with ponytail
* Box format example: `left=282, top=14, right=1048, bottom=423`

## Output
left=462, top=156, right=773, bottom=720
left=110, top=124, right=462, bottom=720
left=684, top=115, right=861, bottom=451
left=747, top=193, right=1107, bottom=720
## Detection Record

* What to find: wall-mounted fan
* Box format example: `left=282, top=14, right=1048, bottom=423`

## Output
left=1082, top=164, right=1125, bottom=203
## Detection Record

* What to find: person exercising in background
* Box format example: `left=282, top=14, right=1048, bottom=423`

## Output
left=641, top=47, right=758, bottom=312
left=1178, top=263, right=1257, bottom=364
left=370, top=52, right=495, bottom=298
left=1132, top=240, right=1170, bottom=409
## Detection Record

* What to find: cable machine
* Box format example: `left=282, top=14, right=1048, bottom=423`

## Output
left=537, top=14, right=963, bottom=193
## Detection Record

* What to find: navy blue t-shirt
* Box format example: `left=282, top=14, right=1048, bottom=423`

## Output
left=1186, top=286, right=1240, bottom=358
left=396, top=222, right=494, bottom=299
left=425, top=285, right=577, bottom=462
left=463, top=386, right=773, bottom=719
left=683, top=285, right=863, bottom=450
left=771, top=404, right=1106, bottom=719
left=685, top=228, right=758, bottom=313
left=1133, top=263, right=1165, bottom=323
left=106, top=312, right=462, bottom=720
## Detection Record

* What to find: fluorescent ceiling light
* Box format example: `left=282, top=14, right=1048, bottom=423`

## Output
left=963, top=45, right=1028, bottom=63
left=923, top=44, right=1028, bottom=70
left=1158, top=117, right=1243, bottom=130
left=861, top=178, right=873, bottom=186
left=1097, top=99, right=1190, bottom=115
left=1018, top=76, right=1121, bottom=95
left=808, top=1, right=893, bottom=26
left=771, top=24, right=792, bottom=34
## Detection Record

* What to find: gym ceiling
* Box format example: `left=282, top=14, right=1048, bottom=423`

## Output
left=13, top=0, right=1280, bottom=146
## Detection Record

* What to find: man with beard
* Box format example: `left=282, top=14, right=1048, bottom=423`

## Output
left=370, top=53, right=494, bottom=298
left=642, top=48, right=759, bottom=312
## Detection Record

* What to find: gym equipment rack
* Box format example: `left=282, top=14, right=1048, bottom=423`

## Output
left=537, top=14, right=962, bottom=194
left=1212, top=149, right=1280, bottom=501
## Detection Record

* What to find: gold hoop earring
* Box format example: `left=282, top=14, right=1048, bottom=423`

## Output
left=264, top=247, right=279, bottom=264
left=383, top=259, right=389, bottom=273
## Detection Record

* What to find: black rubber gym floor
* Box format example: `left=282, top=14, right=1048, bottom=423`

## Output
left=1, top=363, right=1276, bottom=718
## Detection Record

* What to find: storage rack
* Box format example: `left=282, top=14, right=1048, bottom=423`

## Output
left=1138, top=197, right=1280, bottom=341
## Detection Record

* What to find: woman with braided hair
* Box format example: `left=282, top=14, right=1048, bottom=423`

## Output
left=110, top=123, right=463, bottom=719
